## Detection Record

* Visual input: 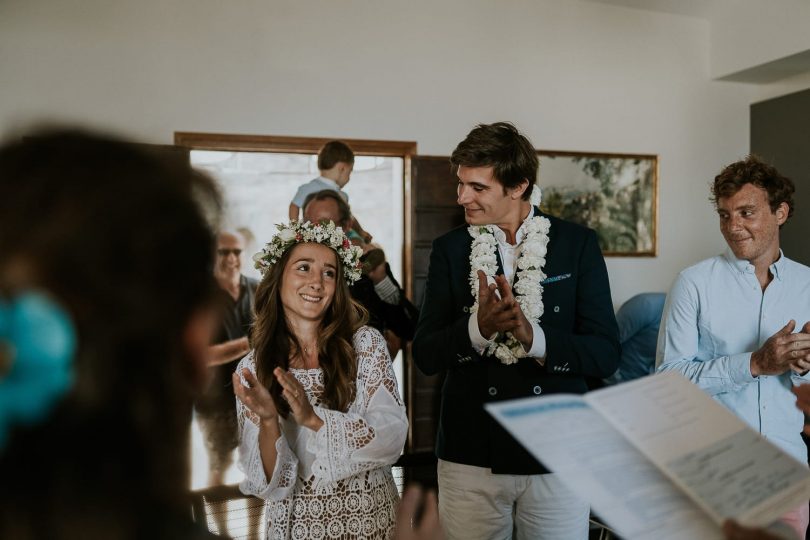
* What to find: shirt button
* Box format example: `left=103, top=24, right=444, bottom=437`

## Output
left=533, top=385, right=542, bottom=395
left=488, top=387, right=498, bottom=396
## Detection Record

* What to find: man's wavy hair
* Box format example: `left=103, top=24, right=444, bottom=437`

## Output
left=251, top=243, right=367, bottom=416
left=711, top=155, right=795, bottom=224
left=450, top=122, right=538, bottom=201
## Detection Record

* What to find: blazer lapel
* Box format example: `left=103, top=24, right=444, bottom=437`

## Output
left=495, top=248, right=505, bottom=277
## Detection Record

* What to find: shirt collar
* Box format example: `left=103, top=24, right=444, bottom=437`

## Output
left=318, top=176, right=340, bottom=190
left=492, top=206, right=536, bottom=246
left=722, top=248, right=786, bottom=281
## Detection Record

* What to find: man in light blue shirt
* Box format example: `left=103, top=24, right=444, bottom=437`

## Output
left=657, top=155, right=810, bottom=538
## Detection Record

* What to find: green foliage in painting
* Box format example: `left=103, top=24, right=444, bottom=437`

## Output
left=539, top=156, right=655, bottom=254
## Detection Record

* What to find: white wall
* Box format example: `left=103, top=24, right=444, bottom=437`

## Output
left=754, top=71, right=810, bottom=103
left=707, top=0, right=810, bottom=79
left=0, top=0, right=758, bottom=307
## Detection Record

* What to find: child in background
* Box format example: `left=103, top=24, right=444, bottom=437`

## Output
left=288, top=139, right=372, bottom=242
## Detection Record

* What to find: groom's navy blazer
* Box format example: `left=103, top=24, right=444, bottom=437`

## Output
left=413, top=209, right=620, bottom=475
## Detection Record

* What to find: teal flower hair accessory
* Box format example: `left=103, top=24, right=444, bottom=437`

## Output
left=253, top=220, right=364, bottom=285
left=0, top=292, right=77, bottom=449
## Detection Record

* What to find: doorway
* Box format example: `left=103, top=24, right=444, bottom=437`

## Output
left=175, top=132, right=416, bottom=488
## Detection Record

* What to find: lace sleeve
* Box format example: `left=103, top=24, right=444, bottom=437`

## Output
left=307, top=327, right=408, bottom=483
left=235, top=351, right=299, bottom=501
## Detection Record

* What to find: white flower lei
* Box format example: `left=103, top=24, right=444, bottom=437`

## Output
left=469, top=197, right=551, bottom=365
left=253, top=220, right=364, bottom=284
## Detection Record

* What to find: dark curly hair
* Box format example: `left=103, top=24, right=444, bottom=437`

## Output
left=450, top=122, right=538, bottom=201
left=711, top=155, right=795, bottom=222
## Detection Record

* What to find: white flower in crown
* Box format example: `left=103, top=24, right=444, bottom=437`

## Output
left=253, top=220, right=363, bottom=284
left=468, top=214, right=551, bottom=365
left=278, top=228, right=297, bottom=243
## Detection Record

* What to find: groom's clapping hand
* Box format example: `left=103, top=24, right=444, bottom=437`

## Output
left=476, top=270, right=533, bottom=350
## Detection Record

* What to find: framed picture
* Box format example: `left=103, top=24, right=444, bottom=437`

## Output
left=536, top=150, right=658, bottom=256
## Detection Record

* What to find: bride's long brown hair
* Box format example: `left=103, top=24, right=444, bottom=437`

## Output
left=251, top=242, right=367, bottom=416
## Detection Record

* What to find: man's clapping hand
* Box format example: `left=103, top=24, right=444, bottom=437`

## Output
left=750, top=320, right=810, bottom=377
left=475, top=270, right=533, bottom=351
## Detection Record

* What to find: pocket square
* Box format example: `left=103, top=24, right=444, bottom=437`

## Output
left=542, top=273, right=572, bottom=285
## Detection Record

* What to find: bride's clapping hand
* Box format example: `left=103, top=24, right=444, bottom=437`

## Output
left=233, top=368, right=278, bottom=422
left=274, top=367, right=324, bottom=431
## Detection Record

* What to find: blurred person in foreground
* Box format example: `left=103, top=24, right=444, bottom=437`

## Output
left=722, top=384, right=810, bottom=540
left=0, top=130, right=222, bottom=539
left=233, top=219, right=407, bottom=538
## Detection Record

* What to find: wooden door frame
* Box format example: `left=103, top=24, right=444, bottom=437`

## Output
left=174, top=131, right=418, bottom=297
left=175, top=131, right=422, bottom=450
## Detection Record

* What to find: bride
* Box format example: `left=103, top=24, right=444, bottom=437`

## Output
left=233, top=220, right=408, bottom=539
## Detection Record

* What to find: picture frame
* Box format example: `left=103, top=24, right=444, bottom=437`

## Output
left=536, top=150, right=658, bottom=257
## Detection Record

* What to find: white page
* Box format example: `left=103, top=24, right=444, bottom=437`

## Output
left=486, top=396, right=722, bottom=540
left=587, top=372, right=810, bottom=527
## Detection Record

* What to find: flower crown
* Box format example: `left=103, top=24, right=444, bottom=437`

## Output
left=253, top=220, right=364, bottom=285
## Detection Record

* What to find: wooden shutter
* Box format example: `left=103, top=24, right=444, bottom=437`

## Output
left=406, top=156, right=465, bottom=455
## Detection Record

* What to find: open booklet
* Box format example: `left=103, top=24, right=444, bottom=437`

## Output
left=485, top=372, right=810, bottom=540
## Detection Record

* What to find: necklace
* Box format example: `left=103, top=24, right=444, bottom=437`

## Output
left=468, top=214, right=551, bottom=365
left=298, top=342, right=318, bottom=369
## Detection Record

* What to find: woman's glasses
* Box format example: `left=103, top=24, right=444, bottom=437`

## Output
left=216, top=248, right=242, bottom=257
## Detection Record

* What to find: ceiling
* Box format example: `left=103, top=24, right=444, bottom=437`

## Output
left=583, top=0, right=716, bottom=19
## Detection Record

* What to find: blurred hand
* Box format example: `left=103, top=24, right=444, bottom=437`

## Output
left=722, top=520, right=783, bottom=540
left=393, top=485, right=444, bottom=540
left=792, top=384, right=810, bottom=435
left=384, top=329, right=402, bottom=358
left=367, top=263, right=388, bottom=284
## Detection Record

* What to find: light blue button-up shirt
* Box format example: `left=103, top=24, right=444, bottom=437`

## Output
left=657, top=250, right=810, bottom=464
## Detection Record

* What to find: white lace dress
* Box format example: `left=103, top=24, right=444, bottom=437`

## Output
left=236, top=326, right=408, bottom=540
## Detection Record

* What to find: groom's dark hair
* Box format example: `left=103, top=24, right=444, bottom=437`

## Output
left=450, top=122, right=538, bottom=201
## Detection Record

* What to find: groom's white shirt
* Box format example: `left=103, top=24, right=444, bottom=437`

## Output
left=467, top=207, right=547, bottom=358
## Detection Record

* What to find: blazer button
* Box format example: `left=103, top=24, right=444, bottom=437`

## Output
left=488, top=387, right=497, bottom=396
left=533, top=385, right=542, bottom=395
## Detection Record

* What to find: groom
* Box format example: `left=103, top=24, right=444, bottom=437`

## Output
left=413, top=122, right=620, bottom=540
